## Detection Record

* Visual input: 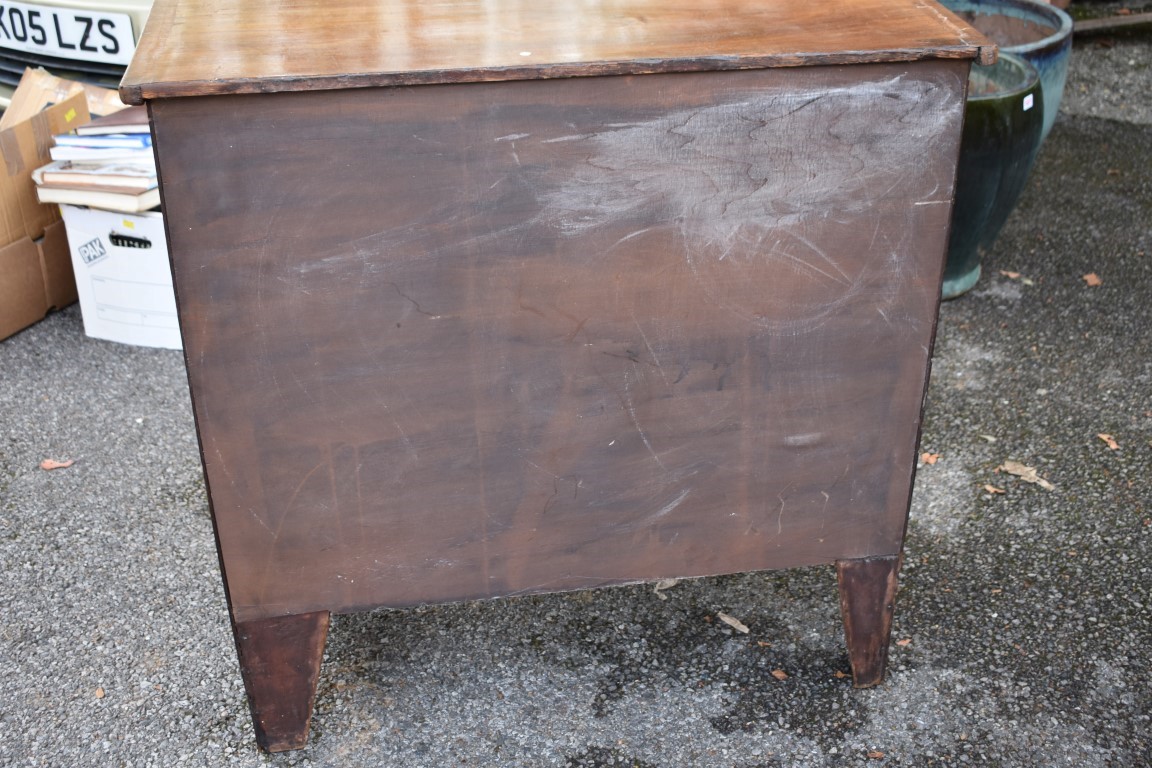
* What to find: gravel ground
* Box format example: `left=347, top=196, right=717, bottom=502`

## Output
left=1064, top=34, right=1152, bottom=124
left=2, top=20, right=1150, bottom=768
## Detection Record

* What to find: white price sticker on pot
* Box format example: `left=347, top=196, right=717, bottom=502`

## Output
left=1023, top=94, right=1034, bottom=111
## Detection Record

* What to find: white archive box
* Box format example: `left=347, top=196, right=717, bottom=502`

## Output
left=59, top=205, right=182, bottom=350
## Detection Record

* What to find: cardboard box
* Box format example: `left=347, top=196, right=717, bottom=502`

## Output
left=59, top=205, right=180, bottom=350
left=0, top=220, right=76, bottom=339
left=0, top=67, right=128, bottom=130
left=0, top=90, right=90, bottom=341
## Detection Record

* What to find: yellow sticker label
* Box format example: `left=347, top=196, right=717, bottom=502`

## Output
left=65, top=108, right=77, bottom=123
left=122, top=220, right=136, bottom=229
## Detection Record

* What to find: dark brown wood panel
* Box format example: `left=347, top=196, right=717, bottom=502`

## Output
left=153, top=62, right=963, bottom=624
left=234, top=611, right=329, bottom=752
left=121, top=0, right=993, bottom=103
left=837, top=556, right=902, bottom=688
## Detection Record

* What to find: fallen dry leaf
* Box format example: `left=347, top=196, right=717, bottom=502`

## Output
left=868, top=751, right=886, bottom=759
left=771, top=669, right=789, bottom=681
left=1083, top=272, right=1103, bottom=287
left=999, top=270, right=1022, bottom=279
left=1097, top=433, right=1120, bottom=451
left=39, top=458, right=74, bottom=470
left=95, top=687, right=105, bottom=699
left=716, top=612, right=750, bottom=634
left=895, top=638, right=912, bottom=647
left=983, top=484, right=1006, bottom=495
left=997, top=461, right=1055, bottom=491
left=653, top=578, right=679, bottom=600
left=834, top=670, right=850, bottom=679
left=920, top=452, right=941, bottom=465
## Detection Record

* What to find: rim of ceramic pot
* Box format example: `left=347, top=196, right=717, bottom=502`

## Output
left=945, top=0, right=1073, bottom=55
left=967, top=52, right=1040, bottom=102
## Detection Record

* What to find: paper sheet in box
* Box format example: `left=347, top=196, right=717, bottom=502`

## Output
left=59, top=204, right=181, bottom=350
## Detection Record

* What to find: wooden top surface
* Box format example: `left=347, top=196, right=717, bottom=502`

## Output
left=121, top=0, right=994, bottom=103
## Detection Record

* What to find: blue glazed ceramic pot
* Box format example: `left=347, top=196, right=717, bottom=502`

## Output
left=942, top=54, right=1044, bottom=299
left=941, top=0, right=1072, bottom=144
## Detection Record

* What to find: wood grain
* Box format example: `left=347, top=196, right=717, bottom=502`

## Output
left=121, top=0, right=994, bottom=103
left=150, top=61, right=966, bottom=623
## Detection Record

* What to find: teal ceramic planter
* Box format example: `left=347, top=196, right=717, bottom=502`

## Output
left=941, top=0, right=1072, bottom=143
left=942, top=53, right=1044, bottom=299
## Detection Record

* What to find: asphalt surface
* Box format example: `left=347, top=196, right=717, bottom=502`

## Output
left=2, top=25, right=1150, bottom=768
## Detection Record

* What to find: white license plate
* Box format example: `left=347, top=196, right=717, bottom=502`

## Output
left=0, top=1, right=135, bottom=67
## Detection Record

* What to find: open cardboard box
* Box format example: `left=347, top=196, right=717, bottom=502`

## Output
left=0, top=221, right=73, bottom=339
left=0, top=86, right=91, bottom=341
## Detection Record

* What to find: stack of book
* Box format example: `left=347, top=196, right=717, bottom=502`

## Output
left=32, top=105, right=160, bottom=214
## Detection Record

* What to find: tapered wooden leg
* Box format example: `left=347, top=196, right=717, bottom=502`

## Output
left=233, top=610, right=330, bottom=752
left=836, top=555, right=902, bottom=688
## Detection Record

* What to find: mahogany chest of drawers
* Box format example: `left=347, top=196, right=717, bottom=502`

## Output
left=122, top=0, right=991, bottom=751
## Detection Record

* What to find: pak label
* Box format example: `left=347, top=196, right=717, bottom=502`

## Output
left=78, top=236, right=108, bottom=266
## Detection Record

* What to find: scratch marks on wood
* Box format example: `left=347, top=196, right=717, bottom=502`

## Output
left=609, top=227, right=655, bottom=250
left=783, top=432, right=824, bottom=448
left=914, top=0, right=996, bottom=63
left=533, top=74, right=957, bottom=241
left=388, top=282, right=441, bottom=318
left=564, top=317, right=589, bottom=343
left=285, top=72, right=959, bottom=345
left=622, top=368, right=666, bottom=470
left=655, top=488, right=692, bottom=519
left=518, top=72, right=961, bottom=334
left=495, top=132, right=527, bottom=166
left=774, top=484, right=793, bottom=539
left=632, top=317, right=669, bottom=387
left=541, top=133, right=595, bottom=144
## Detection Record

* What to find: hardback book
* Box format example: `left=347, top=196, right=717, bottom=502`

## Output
left=74, top=104, right=149, bottom=136
left=33, top=160, right=157, bottom=192
left=54, top=133, right=152, bottom=150
left=50, top=144, right=154, bottom=162
left=36, top=185, right=161, bottom=214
